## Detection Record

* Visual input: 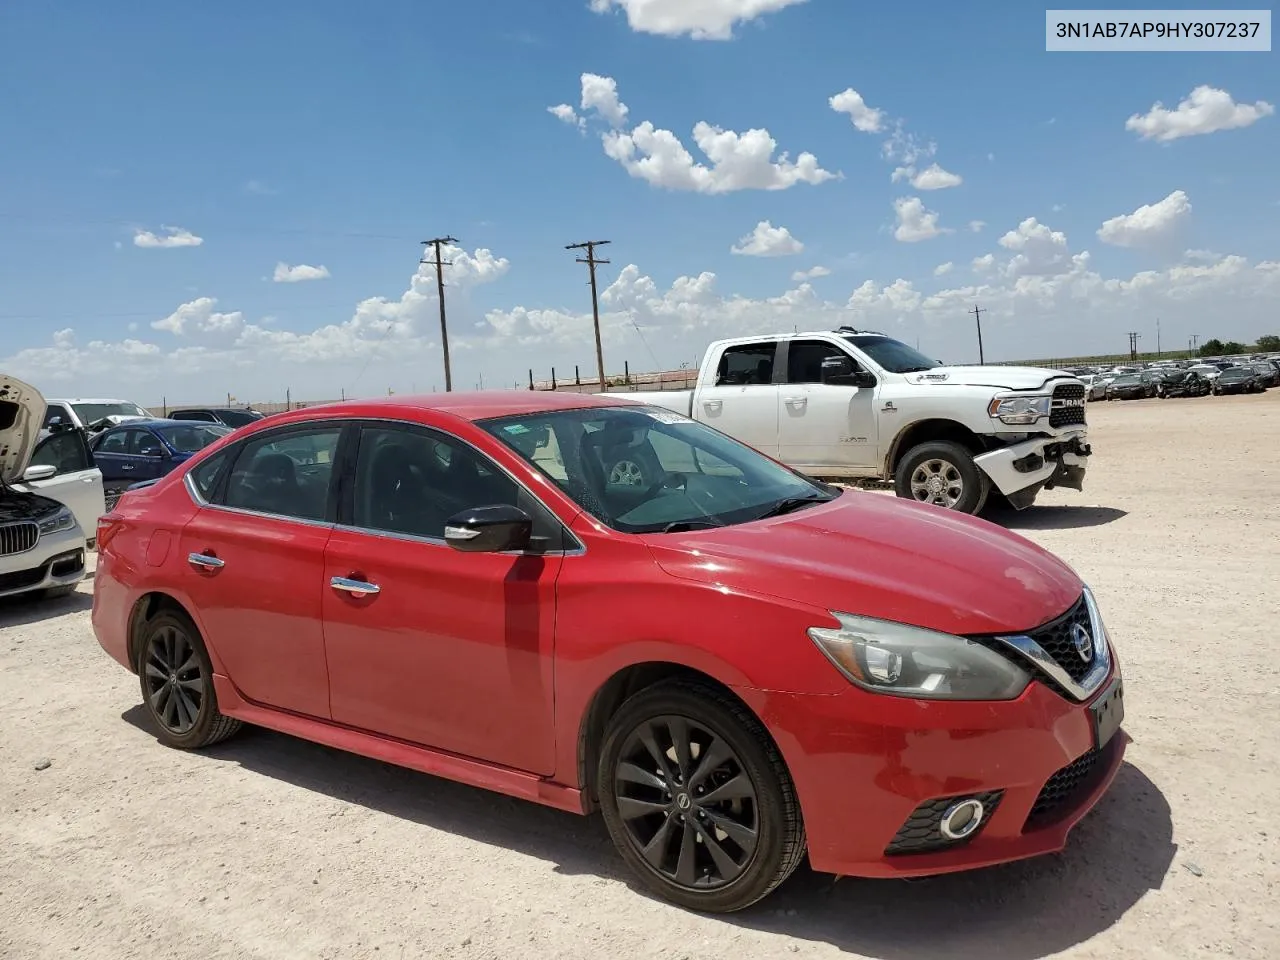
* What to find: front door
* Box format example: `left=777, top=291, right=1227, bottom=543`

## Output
left=176, top=423, right=345, bottom=720
left=695, top=341, right=781, bottom=458
left=18, top=429, right=105, bottom=534
left=777, top=339, right=880, bottom=471
left=321, top=421, right=562, bottom=775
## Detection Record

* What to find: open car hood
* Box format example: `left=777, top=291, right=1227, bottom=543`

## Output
left=0, top=373, right=47, bottom=484
left=903, top=366, right=1078, bottom=391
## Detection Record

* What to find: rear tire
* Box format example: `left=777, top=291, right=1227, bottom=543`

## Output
left=597, top=680, right=806, bottom=913
left=137, top=610, right=242, bottom=750
left=895, top=441, right=989, bottom=515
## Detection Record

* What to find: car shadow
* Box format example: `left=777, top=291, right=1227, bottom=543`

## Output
left=989, top=505, right=1129, bottom=530
left=0, top=586, right=93, bottom=627
left=121, top=706, right=1172, bottom=957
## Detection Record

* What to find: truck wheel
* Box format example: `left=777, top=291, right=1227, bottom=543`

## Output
left=895, top=441, right=989, bottom=515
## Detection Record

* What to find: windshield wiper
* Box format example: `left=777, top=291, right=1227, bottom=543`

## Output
left=660, top=519, right=725, bottom=533
left=897, top=365, right=937, bottom=373
left=752, top=494, right=833, bottom=521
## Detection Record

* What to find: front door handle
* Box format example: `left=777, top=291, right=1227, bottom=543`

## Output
left=187, top=552, right=225, bottom=570
left=703, top=399, right=722, bottom=410
left=331, top=576, right=380, bottom=597
left=783, top=396, right=808, bottom=406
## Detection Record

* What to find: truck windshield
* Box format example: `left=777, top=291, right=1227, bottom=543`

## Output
left=841, top=335, right=940, bottom=373
left=479, top=405, right=838, bottom=534
left=71, top=401, right=150, bottom=423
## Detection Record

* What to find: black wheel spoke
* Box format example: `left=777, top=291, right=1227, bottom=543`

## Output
left=689, top=736, right=732, bottom=790
left=703, top=808, right=757, bottom=849
left=693, top=820, right=745, bottom=882
left=699, top=772, right=754, bottom=805
left=674, top=820, right=698, bottom=886
left=667, top=717, right=692, bottom=782
left=616, top=761, right=667, bottom=792
left=617, top=797, right=668, bottom=821
left=640, top=814, right=677, bottom=870
left=638, top=724, right=677, bottom=785
left=144, top=623, right=204, bottom=736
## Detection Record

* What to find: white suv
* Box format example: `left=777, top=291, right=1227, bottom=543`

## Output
left=2, top=374, right=97, bottom=600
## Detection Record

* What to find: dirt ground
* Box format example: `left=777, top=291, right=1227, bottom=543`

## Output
left=2, top=391, right=1277, bottom=960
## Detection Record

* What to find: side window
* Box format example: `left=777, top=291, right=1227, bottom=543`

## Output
left=126, top=429, right=163, bottom=457
left=96, top=431, right=128, bottom=454
left=42, top=403, right=72, bottom=429
left=786, top=340, right=858, bottom=384
left=714, top=343, right=777, bottom=386
left=168, top=410, right=197, bottom=421
left=189, top=450, right=231, bottom=502
left=223, top=426, right=343, bottom=521
left=29, top=431, right=93, bottom=476
left=352, top=425, right=562, bottom=548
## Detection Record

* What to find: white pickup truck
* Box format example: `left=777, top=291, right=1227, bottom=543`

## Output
left=622, top=326, right=1092, bottom=515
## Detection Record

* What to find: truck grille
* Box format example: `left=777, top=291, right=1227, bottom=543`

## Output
left=1049, top=382, right=1087, bottom=428
left=0, top=521, right=39, bottom=557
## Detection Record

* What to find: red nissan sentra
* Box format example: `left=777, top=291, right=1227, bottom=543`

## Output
left=92, top=392, right=1126, bottom=912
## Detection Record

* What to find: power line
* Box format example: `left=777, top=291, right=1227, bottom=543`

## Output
left=969, top=304, right=986, bottom=365
left=1126, top=331, right=1141, bottom=361
left=422, top=236, right=457, bottom=392
left=566, top=239, right=610, bottom=393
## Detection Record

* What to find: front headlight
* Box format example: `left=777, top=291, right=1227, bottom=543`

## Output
left=987, top=394, right=1051, bottom=425
left=807, top=613, right=1031, bottom=700
left=38, top=506, right=76, bottom=536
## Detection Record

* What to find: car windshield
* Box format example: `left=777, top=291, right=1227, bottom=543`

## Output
left=1220, top=369, right=1248, bottom=380
left=72, top=401, right=150, bottom=423
left=841, top=334, right=940, bottom=373
left=154, top=423, right=232, bottom=453
left=1113, top=375, right=1140, bottom=385
left=480, top=405, right=837, bottom=534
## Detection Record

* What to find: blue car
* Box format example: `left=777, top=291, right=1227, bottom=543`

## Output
left=90, top=418, right=231, bottom=496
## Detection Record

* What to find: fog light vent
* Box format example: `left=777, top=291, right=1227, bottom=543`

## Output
left=884, top=790, right=1003, bottom=855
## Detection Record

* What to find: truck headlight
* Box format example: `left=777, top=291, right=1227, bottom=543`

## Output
left=807, top=613, right=1031, bottom=700
left=38, top=506, right=76, bottom=535
left=987, top=395, right=1051, bottom=425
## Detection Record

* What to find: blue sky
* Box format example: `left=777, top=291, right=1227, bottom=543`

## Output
left=1, top=0, right=1276, bottom=402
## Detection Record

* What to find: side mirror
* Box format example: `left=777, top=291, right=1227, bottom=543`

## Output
left=851, top=370, right=877, bottom=388
left=22, top=464, right=57, bottom=482
left=820, top=356, right=854, bottom=381
left=140, top=446, right=163, bottom=458
left=444, top=504, right=532, bottom=553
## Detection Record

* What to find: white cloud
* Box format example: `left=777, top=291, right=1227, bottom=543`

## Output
left=972, top=253, right=995, bottom=272
left=587, top=0, right=807, bottom=39
left=133, top=226, right=203, bottom=248
left=1184, top=248, right=1221, bottom=263
left=792, top=265, right=830, bottom=281
left=273, top=263, right=331, bottom=283
left=1097, top=190, right=1191, bottom=248
left=892, top=162, right=962, bottom=190
left=152, top=298, right=246, bottom=339
left=829, top=88, right=885, bottom=133
left=998, top=217, right=1072, bottom=278
left=893, top=197, right=949, bottom=243
left=567, top=74, right=837, bottom=193
left=1126, top=85, right=1275, bottom=142
left=579, top=73, right=629, bottom=128
left=731, top=220, right=804, bottom=257
left=934, top=262, right=954, bottom=276
left=547, top=103, right=584, bottom=129
left=969, top=220, right=986, bottom=233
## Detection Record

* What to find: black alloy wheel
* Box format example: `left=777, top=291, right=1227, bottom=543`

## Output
left=598, top=681, right=806, bottom=913
left=138, top=610, right=242, bottom=749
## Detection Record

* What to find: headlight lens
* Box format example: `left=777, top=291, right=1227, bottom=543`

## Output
left=987, top=395, right=1051, bottom=425
left=807, top=613, right=1031, bottom=700
left=38, top=506, right=76, bottom=535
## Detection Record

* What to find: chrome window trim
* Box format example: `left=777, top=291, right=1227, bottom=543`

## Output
left=332, top=522, right=585, bottom=558
left=201, top=500, right=336, bottom=531
left=992, top=587, right=1112, bottom=702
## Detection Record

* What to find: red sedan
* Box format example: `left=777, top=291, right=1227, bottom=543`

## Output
left=92, top=392, right=1127, bottom=912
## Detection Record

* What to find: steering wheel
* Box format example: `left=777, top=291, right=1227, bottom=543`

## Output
left=640, top=471, right=687, bottom=500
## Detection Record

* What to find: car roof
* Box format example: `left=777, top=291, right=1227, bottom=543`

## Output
left=46, top=397, right=138, bottom=404
left=99, top=417, right=189, bottom=429
left=261, top=390, right=643, bottom=426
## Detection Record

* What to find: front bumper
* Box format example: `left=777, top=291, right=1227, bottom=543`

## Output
left=0, top=525, right=88, bottom=599
left=974, top=432, right=1090, bottom=506
left=738, top=662, right=1125, bottom=879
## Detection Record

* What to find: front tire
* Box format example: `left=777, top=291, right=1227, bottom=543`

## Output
left=137, top=610, right=242, bottom=750
left=597, top=680, right=806, bottom=913
left=895, top=441, right=989, bottom=514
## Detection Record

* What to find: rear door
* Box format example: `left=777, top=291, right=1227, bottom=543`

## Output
left=693, top=341, right=781, bottom=458
left=17, top=430, right=105, bottom=534
left=777, top=339, right=879, bottom=471
left=126, top=428, right=170, bottom=482
left=176, top=421, right=347, bottom=719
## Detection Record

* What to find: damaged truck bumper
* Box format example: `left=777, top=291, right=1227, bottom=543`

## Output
left=974, top=433, right=1091, bottom=510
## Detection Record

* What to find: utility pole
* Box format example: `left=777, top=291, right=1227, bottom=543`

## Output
left=1190, top=334, right=1199, bottom=357
left=1156, top=318, right=1161, bottom=357
left=1126, top=331, right=1141, bottom=361
left=968, top=304, right=986, bottom=364
left=421, top=236, right=457, bottom=391
left=567, top=240, right=611, bottom=392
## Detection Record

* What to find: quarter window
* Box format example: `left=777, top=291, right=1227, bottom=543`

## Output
left=223, top=427, right=342, bottom=521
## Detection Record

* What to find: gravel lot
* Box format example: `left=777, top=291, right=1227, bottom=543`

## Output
left=2, top=391, right=1277, bottom=960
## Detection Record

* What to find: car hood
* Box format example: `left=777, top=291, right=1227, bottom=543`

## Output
left=642, top=491, right=1083, bottom=636
left=901, top=365, right=1077, bottom=391
left=0, top=373, right=47, bottom=485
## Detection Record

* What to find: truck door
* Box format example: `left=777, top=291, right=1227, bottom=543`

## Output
left=776, top=339, right=879, bottom=472
left=694, top=341, right=781, bottom=458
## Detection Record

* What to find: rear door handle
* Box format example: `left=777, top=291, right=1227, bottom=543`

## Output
left=121, top=464, right=134, bottom=471
left=331, top=576, right=380, bottom=597
left=187, top=552, right=224, bottom=570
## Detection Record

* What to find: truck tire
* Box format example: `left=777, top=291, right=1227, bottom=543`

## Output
left=894, top=441, right=989, bottom=515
